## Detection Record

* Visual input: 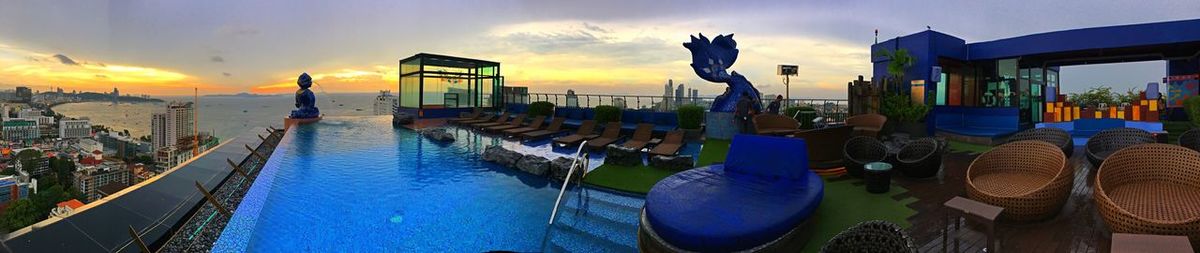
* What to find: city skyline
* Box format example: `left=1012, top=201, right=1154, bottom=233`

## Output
left=1, top=1, right=1197, bottom=97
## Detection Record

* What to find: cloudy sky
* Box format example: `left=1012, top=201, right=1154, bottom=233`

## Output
left=0, top=0, right=1196, bottom=97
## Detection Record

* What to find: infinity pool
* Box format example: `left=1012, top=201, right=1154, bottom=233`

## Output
left=214, top=117, right=580, bottom=252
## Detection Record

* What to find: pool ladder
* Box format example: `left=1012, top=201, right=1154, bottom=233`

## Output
left=541, top=140, right=590, bottom=249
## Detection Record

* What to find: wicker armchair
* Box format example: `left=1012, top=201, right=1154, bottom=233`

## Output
left=1179, top=128, right=1200, bottom=153
left=1008, top=127, right=1073, bottom=157
left=843, top=136, right=888, bottom=178
left=820, top=220, right=916, bottom=253
left=896, top=138, right=942, bottom=178
left=845, top=113, right=887, bottom=138
left=752, top=114, right=801, bottom=136
left=966, top=140, right=1072, bottom=222
left=1094, top=144, right=1200, bottom=245
left=1084, top=128, right=1154, bottom=167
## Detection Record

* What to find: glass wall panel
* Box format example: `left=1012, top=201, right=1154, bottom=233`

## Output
left=936, top=72, right=947, bottom=106
left=422, top=77, right=451, bottom=107
left=401, top=59, right=421, bottom=75
left=400, top=75, right=420, bottom=108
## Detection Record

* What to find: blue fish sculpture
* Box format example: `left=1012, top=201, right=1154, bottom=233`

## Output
left=684, top=33, right=762, bottom=112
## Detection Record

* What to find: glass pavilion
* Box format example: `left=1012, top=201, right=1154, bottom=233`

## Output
left=399, top=53, right=503, bottom=116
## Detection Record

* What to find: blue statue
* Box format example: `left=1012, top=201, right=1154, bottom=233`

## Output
left=684, top=33, right=762, bottom=112
left=289, top=72, right=320, bottom=119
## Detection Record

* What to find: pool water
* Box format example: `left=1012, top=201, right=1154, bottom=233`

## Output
left=215, top=116, right=591, bottom=252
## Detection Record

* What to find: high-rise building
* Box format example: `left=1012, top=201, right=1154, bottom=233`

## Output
left=0, top=176, right=31, bottom=211
left=112, top=88, right=120, bottom=105
left=14, top=87, right=31, bottom=103
left=150, top=102, right=194, bottom=150
left=664, top=80, right=674, bottom=99
left=60, top=119, right=92, bottom=139
left=675, top=83, right=686, bottom=106
left=73, top=156, right=130, bottom=203
left=373, top=90, right=397, bottom=115
left=565, top=89, right=579, bottom=107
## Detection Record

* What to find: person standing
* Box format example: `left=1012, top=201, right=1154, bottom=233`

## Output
left=767, top=95, right=783, bottom=115
left=735, top=93, right=755, bottom=134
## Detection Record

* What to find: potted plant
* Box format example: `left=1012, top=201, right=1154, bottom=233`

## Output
left=879, top=94, right=929, bottom=137
left=528, top=101, right=555, bottom=118
left=676, top=105, right=705, bottom=139
left=594, top=105, right=621, bottom=125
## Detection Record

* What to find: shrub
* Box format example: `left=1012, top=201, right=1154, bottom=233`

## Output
left=594, top=105, right=621, bottom=125
left=879, top=94, right=929, bottom=123
left=677, top=105, right=704, bottom=129
left=784, top=106, right=817, bottom=129
left=1185, top=96, right=1200, bottom=127
left=528, top=101, right=555, bottom=118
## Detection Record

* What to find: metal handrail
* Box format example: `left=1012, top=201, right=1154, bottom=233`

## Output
left=548, top=140, right=588, bottom=225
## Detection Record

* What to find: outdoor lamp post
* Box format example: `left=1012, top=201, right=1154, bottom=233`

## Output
left=778, top=64, right=798, bottom=100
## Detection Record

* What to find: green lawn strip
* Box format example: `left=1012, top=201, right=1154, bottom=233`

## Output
left=800, top=178, right=918, bottom=252
left=696, top=138, right=731, bottom=166
left=583, top=164, right=679, bottom=194
left=946, top=140, right=992, bottom=155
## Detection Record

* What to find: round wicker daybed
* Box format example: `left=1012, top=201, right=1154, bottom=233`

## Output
left=1008, top=127, right=1074, bottom=157
left=1094, top=143, right=1200, bottom=245
left=966, top=140, right=1071, bottom=222
left=896, top=138, right=942, bottom=178
left=1084, top=128, right=1154, bottom=168
left=819, top=220, right=916, bottom=253
left=843, top=136, right=888, bottom=178
left=638, top=135, right=824, bottom=252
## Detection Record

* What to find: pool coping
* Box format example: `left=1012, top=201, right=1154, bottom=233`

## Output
left=211, top=126, right=296, bottom=252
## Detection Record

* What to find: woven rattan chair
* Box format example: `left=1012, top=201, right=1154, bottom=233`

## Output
left=897, top=138, right=942, bottom=178
left=1179, top=128, right=1200, bottom=153
left=966, top=140, right=1072, bottom=222
left=1084, top=128, right=1154, bottom=167
left=819, top=220, right=917, bottom=253
left=1094, top=143, right=1200, bottom=245
left=843, top=136, right=888, bottom=178
left=845, top=113, right=887, bottom=138
left=1008, top=127, right=1074, bottom=157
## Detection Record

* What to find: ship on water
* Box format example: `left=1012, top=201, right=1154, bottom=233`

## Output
left=373, top=90, right=397, bottom=116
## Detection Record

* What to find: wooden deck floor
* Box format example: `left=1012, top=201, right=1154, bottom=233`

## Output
left=897, top=146, right=1120, bottom=253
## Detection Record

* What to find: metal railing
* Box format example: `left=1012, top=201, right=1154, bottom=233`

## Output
left=514, top=92, right=851, bottom=122
left=541, top=140, right=589, bottom=249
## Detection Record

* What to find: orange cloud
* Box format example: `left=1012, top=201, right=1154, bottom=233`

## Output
left=0, top=44, right=232, bottom=95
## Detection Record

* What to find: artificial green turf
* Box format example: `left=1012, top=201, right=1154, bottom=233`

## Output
left=946, top=140, right=993, bottom=155
left=696, top=138, right=731, bottom=166
left=583, top=164, right=679, bottom=194
left=800, top=178, right=918, bottom=252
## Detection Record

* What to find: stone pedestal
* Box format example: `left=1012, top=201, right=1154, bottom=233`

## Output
left=705, top=112, right=738, bottom=140
left=604, top=144, right=642, bottom=166
left=283, top=116, right=321, bottom=130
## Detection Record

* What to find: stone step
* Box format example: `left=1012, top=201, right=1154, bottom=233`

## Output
left=552, top=208, right=639, bottom=248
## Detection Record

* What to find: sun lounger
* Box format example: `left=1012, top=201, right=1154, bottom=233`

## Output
left=471, top=114, right=515, bottom=129
left=520, top=118, right=567, bottom=140
left=457, top=112, right=501, bottom=125
left=502, top=116, right=548, bottom=136
left=553, top=120, right=598, bottom=146
left=648, top=130, right=685, bottom=156
left=585, top=122, right=624, bottom=150
left=446, top=108, right=483, bottom=123
left=484, top=115, right=528, bottom=132
left=621, top=123, right=655, bottom=150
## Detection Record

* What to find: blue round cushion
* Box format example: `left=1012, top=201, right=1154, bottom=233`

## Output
left=644, top=164, right=823, bottom=252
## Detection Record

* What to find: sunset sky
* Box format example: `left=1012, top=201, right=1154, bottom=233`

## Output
left=0, top=1, right=1197, bottom=97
